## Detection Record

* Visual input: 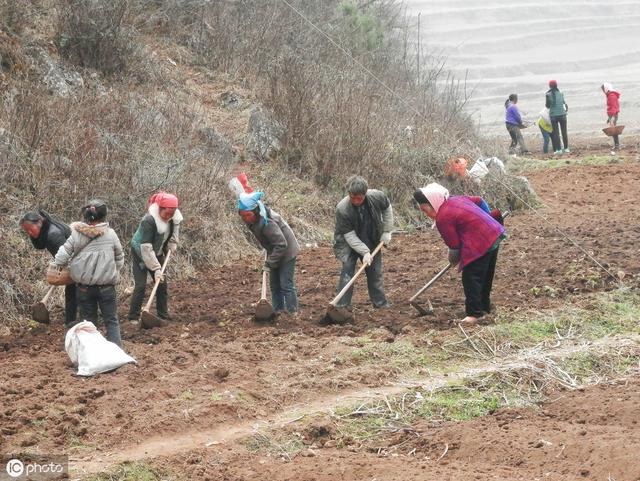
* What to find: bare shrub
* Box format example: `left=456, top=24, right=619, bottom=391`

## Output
left=55, top=0, right=140, bottom=77
left=0, top=83, right=244, bottom=324
left=134, top=0, right=509, bottom=218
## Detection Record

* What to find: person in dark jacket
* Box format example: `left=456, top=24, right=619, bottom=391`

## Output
left=601, top=82, right=621, bottom=151
left=238, top=191, right=300, bottom=313
left=20, top=210, right=77, bottom=326
left=414, top=183, right=506, bottom=325
left=128, top=192, right=183, bottom=323
left=504, top=94, right=529, bottom=154
left=333, top=175, right=394, bottom=309
left=545, top=80, right=570, bottom=154
left=54, top=200, right=124, bottom=345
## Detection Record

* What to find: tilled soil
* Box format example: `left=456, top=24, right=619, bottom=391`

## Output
left=1, top=153, right=639, bottom=480
left=153, top=378, right=640, bottom=481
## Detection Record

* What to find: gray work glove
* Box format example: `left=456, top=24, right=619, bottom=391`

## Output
left=380, top=232, right=392, bottom=246
left=362, top=252, right=373, bottom=266
left=448, top=248, right=460, bottom=265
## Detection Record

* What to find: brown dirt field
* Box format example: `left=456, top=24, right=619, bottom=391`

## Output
left=1, top=152, right=639, bottom=480
left=151, top=378, right=640, bottom=481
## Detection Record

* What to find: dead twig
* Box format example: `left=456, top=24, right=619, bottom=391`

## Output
left=436, top=443, right=449, bottom=462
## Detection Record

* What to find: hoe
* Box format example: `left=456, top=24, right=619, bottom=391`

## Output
left=324, top=241, right=384, bottom=324
left=141, top=250, right=172, bottom=329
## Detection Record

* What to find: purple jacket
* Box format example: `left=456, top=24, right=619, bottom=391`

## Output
left=435, top=196, right=505, bottom=269
left=505, top=103, right=522, bottom=126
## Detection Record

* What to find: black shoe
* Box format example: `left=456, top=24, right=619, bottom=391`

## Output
left=158, top=314, right=173, bottom=321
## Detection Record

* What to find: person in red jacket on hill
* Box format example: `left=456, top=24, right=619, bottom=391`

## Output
left=414, top=183, right=506, bottom=325
left=601, top=82, right=621, bottom=151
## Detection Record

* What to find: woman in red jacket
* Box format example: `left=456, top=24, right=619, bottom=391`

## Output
left=414, top=183, right=506, bottom=325
left=601, top=82, right=621, bottom=151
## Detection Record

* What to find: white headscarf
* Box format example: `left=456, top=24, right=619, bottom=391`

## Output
left=602, top=82, right=613, bottom=93
left=419, top=183, right=450, bottom=214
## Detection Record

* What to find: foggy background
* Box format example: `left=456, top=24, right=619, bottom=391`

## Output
left=405, top=0, right=640, bottom=141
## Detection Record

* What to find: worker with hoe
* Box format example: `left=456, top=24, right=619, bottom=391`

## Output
left=53, top=200, right=124, bottom=345
left=413, top=183, right=505, bottom=325
left=128, top=192, right=183, bottom=323
left=333, top=175, right=394, bottom=309
left=238, top=191, right=300, bottom=313
left=20, top=210, right=77, bottom=326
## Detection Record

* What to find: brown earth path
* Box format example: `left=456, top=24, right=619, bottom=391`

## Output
left=72, top=333, right=640, bottom=476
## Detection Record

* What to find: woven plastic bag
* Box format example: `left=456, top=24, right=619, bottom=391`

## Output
left=65, top=321, right=136, bottom=376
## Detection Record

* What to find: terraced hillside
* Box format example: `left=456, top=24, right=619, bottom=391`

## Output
left=406, top=0, right=640, bottom=139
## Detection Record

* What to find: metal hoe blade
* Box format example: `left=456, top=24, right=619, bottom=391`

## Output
left=410, top=299, right=434, bottom=317
left=324, top=304, right=353, bottom=325
left=140, top=310, right=162, bottom=329
left=255, top=299, right=276, bottom=322
left=31, top=302, right=50, bottom=324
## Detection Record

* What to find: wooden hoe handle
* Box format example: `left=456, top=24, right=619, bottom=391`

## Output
left=143, top=250, right=172, bottom=312
left=330, top=241, right=384, bottom=307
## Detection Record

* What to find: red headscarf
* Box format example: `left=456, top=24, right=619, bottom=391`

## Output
left=148, top=192, right=179, bottom=209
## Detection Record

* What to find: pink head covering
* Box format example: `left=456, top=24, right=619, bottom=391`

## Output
left=420, top=183, right=450, bottom=214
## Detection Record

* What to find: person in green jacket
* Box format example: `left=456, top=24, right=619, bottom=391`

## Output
left=545, top=79, right=570, bottom=154
left=128, top=192, right=183, bottom=323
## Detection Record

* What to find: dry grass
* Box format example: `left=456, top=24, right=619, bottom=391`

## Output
left=0, top=0, right=530, bottom=327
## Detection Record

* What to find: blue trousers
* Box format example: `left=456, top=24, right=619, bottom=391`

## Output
left=539, top=126, right=551, bottom=153
left=269, top=257, right=298, bottom=313
left=336, top=251, right=387, bottom=308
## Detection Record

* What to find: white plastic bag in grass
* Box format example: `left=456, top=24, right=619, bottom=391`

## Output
left=65, top=321, right=136, bottom=376
left=468, top=159, right=490, bottom=182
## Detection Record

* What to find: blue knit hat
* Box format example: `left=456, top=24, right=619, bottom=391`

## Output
left=237, top=192, right=268, bottom=224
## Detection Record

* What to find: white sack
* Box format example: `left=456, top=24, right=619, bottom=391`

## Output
left=65, top=321, right=136, bottom=376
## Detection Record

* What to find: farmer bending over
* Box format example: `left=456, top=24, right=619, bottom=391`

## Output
left=128, top=192, right=183, bottom=323
left=54, top=200, right=124, bottom=345
left=414, top=183, right=506, bottom=325
left=20, top=210, right=77, bottom=326
left=334, top=175, right=394, bottom=309
left=238, top=191, right=300, bottom=313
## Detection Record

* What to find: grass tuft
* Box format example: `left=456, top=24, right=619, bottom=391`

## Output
left=86, top=462, right=168, bottom=481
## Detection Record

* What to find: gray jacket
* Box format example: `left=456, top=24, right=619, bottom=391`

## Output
left=248, top=209, right=299, bottom=268
left=54, top=222, right=124, bottom=286
left=333, top=189, right=394, bottom=263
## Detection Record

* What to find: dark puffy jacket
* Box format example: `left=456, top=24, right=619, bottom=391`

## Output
left=248, top=208, right=299, bottom=268
left=30, top=210, right=71, bottom=257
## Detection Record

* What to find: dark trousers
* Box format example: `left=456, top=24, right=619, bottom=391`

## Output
left=608, top=114, right=620, bottom=148
left=461, top=248, right=499, bottom=317
left=336, top=251, right=387, bottom=308
left=506, top=123, right=527, bottom=153
left=128, top=256, right=168, bottom=320
left=269, top=257, right=298, bottom=313
left=64, top=284, right=78, bottom=326
left=550, top=115, right=568, bottom=151
left=77, top=285, right=121, bottom=347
